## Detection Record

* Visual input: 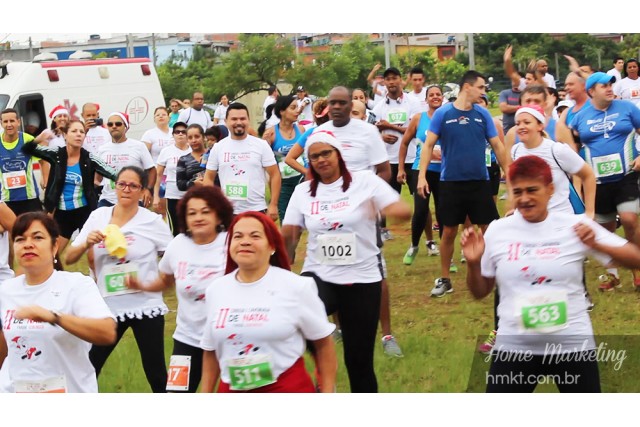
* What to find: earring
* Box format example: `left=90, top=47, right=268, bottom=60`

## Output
left=270, top=251, right=275, bottom=256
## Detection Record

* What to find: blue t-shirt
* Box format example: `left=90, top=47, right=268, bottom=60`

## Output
left=59, top=162, right=87, bottom=210
left=413, top=112, right=441, bottom=172
left=570, top=99, right=640, bottom=183
left=429, top=103, right=497, bottom=181
left=272, top=124, right=302, bottom=159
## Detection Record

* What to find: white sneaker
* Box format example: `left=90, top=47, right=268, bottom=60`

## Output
left=426, top=240, right=440, bottom=256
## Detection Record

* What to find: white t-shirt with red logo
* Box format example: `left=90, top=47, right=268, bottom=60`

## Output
left=71, top=206, right=173, bottom=321
left=200, top=266, right=334, bottom=385
left=96, top=139, right=156, bottom=205
left=613, top=77, right=640, bottom=108
left=142, top=127, right=175, bottom=163
left=83, top=126, right=111, bottom=154
left=481, top=212, right=627, bottom=354
left=314, top=119, right=389, bottom=174
left=158, top=232, right=227, bottom=348
left=205, top=135, right=277, bottom=214
left=156, top=144, right=192, bottom=200
left=0, top=225, right=13, bottom=283
left=0, top=271, right=115, bottom=393
left=283, top=171, right=399, bottom=284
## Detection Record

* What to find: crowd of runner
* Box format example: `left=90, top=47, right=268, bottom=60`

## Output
left=1, top=48, right=640, bottom=393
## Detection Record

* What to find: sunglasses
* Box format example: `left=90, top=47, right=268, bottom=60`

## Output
left=115, top=181, right=142, bottom=191
left=173, top=129, right=187, bottom=135
left=107, top=121, right=124, bottom=127
left=308, top=149, right=335, bottom=162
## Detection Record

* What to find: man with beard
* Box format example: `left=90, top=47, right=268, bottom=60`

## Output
left=203, top=103, right=280, bottom=221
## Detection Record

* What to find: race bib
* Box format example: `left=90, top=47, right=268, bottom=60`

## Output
left=14, top=376, right=67, bottom=393
left=101, top=262, right=140, bottom=297
left=166, top=355, right=191, bottom=391
left=227, top=354, right=275, bottom=391
left=317, top=233, right=357, bottom=265
left=3, top=170, right=27, bottom=189
left=387, top=110, right=408, bottom=125
left=516, top=291, right=568, bottom=333
left=225, top=181, right=248, bottom=201
left=278, top=157, right=303, bottom=178
left=631, top=88, right=640, bottom=99
left=592, top=153, right=623, bottom=178
left=485, top=148, right=492, bottom=167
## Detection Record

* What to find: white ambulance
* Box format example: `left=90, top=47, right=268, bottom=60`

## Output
left=0, top=54, right=165, bottom=140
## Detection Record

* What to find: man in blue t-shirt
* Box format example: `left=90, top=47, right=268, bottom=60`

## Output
left=417, top=70, right=508, bottom=297
left=569, top=71, right=640, bottom=291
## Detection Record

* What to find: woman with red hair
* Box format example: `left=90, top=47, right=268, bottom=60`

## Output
left=282, top=130, right=411, bottom=393
left=199, top=211, right=336, bottom=393
left=462, top=155, right=640, bottom=392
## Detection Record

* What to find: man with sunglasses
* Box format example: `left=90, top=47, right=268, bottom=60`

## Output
left=95, top=112, right=156, bottom=208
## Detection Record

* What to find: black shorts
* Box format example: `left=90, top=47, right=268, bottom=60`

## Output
left=439, top=180, right=499, bottom=226
left=5, top=198, right=43, bottom=217
left=488, top=162, right=501, bottom=196
left=54, top=206, right=92, bottom=239
left=595, top=172, right=639, bottom=216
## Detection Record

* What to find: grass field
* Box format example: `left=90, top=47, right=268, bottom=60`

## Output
left=63, top=183, right=640, bottom=393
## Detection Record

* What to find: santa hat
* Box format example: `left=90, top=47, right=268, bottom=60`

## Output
left=304, top=130, right=342, bottom=158
left=49, top=105, right=69, bottom=119
left=108, top=112, right=130, bottom=129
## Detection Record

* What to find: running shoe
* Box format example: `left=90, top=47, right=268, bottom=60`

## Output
left=460, top=250, right=466, bottom=264
left=432, top=222, right=440, bottom=232
left=598, top=273, right=621, bottom=291
left=585, top=293, right=595, bottom=312
left=382, top=335, right=404, bottom=358
left=381, top=229, right=394, bottom=241
left=431, top=277, right=453, bottom=297
left=478, top=330, right=497, bottom=354
left=403, top=246, right=419, bottom=265
left=426, top=240, right=440, bottom=256
left=449, top=262, right=458, bottom=273
left=332, top=328, right=343, bottom=344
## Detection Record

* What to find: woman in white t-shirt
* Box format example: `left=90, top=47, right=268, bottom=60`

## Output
left=462, top=155, right=640, bottom=392
left=282, top=130, right=411, bottom=393
left=65, top=166, right=174, bottom=393
left=154, top=122, right=191, bottom=236
left=614, top=59, right=640, bottom=108
left=200, top=211, right=336, bottom=393
left=47, top=105, right=70, bottom=149
left=127, top=186, right=234, bottom=392
left=0, top=212, right=116, bottom=393
left=142, top=107, right=175, bottom=163
left=0, top=202, right=16, bottom=283
left=510, top=105, right=596, bottom=217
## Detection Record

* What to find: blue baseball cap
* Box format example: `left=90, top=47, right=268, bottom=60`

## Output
left=586, top=72, right=616, bottom=91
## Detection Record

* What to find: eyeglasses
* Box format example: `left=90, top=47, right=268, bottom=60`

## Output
left=308, top=149, right=335, bottom=162
left=115, top=181, right=142, bottom=191
left=107, top=121, right=124, bottom=128
left=173, top=129, right=187, bottom=135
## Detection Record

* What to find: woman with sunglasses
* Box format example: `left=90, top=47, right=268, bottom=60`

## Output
left=282, top=131, right=410, bottom=393
left=21, top=120, right=118, bottom=257
left=65, top=166, right=173, bottom=393
left=154, top=121, right=191, bottom=236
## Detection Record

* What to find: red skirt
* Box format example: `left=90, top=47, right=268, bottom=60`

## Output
left=217, top=357, right=315, bottom=393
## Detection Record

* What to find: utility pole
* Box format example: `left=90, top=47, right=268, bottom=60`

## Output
left=126, top=33, right=134, bottom=58
left=384, top=33, right=391, bottom=68
left=152, top=33, right=157, bottom=67
left=28, top=36, right=33, bottom=60
left=467, top=33, right=475, bottom=70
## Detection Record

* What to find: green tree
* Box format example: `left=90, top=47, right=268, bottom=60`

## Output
left=435, top=60, right=466, bottom=84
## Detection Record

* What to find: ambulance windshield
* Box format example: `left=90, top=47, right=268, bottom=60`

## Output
left=0, top=95, right=8, bottom=111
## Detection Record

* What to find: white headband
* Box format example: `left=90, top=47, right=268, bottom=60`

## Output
left=515, top=106, right=546, bottom=125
